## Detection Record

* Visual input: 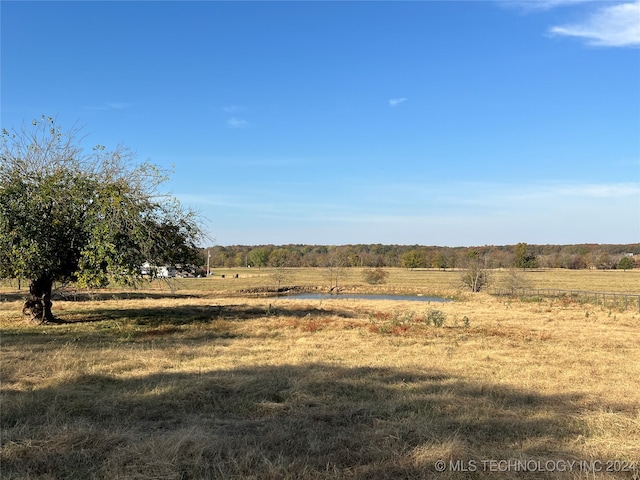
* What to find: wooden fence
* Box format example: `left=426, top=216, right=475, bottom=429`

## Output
left=491, top=288, right=640, bottom=312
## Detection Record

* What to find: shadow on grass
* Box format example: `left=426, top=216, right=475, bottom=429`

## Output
left=1, top=286, right=322, bottom=304
left=1, top=363, right=599, bottom=480
left=46, top=302, right=357, bottom=326
left=0, top=303, right=358, bottom=349
left=0, top=289, right=209, bottom=303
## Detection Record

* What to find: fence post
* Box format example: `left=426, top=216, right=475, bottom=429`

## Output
left=624, top=295, right=627, bottom=311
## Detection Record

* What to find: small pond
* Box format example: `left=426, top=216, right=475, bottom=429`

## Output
left=282, top=293, right=451, bottom=303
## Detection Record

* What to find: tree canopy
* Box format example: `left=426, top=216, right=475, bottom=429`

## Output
left=204, top=243, right=639, bottom=270
left=514, top=242, right=538, bottom=269
left=0, top=116, right=202, bottom=323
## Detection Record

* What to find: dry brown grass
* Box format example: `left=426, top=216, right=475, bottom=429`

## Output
left=1, top=269, right=639, bottom=479
left=135, top=267, right=640, bottom=295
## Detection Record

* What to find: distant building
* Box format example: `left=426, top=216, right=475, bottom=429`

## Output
left=157, top=266, right=177, bottom=278
left=141, top=262, right=177, bottom=278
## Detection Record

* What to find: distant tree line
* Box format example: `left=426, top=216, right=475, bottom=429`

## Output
left=200, top=243, right=639, bottom=271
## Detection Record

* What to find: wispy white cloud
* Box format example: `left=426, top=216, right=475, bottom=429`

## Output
left=223, top=105, right=246, bottom=114
left=549, top=1, right=640, bottom=47
left=389, top=97, right=408, bottom=107
left=178, top=179, right=639, bottom=245
left=182, top=179, right=639, bottom=217
left=505, top=0, right=599, bottom=12
left=107, top=102, right=132, bottom=110
left=177, top=193, right=270, bottom=211
left=227, top=117, right=250, bottom=128
left=500, top=0, right=640, bottom=47
left=84, top=102, right=132, bottom=111
left=536, top=0, right=597, bottom=7
left=548, top=182, right=640, bottom=198
left=222, top=105, right=250, bottom=128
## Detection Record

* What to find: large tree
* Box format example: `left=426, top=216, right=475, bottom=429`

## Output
left=401, top=249, right=424, bottom=270
left=0, top=116, right=202, bottom=323
left=514, top=242, right=538, bottom=270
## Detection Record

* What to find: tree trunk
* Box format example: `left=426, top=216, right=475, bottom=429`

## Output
left=23, top=277, right=58, bottom=324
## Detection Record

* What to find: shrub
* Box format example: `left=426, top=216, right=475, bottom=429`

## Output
left=427, top=309, right=446, bottom=327
left=502, top=268, right=531, bottom=295
left=361, top=268, right=390, bottom=285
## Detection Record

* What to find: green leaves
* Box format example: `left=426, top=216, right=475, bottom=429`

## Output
left=514, top=242, right=538, bottom=269
left=0, top=116, right=202, bottom=292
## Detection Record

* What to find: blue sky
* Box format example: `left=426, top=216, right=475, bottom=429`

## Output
left=2, top=0, right=639, bottom=247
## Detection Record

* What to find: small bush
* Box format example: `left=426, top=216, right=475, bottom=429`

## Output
left=368, top=309, right=417, bottom=335
left=361, top=268, right=390, bottom=285
left=427, top=309, right=446, bottom=327
left=394, top=310, right=415, bottom=324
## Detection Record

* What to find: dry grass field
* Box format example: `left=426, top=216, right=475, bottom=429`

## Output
left=1, top=268, right=639, bottom=479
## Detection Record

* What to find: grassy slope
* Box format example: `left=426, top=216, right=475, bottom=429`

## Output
left=1, top=269, right=639, bottom=479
